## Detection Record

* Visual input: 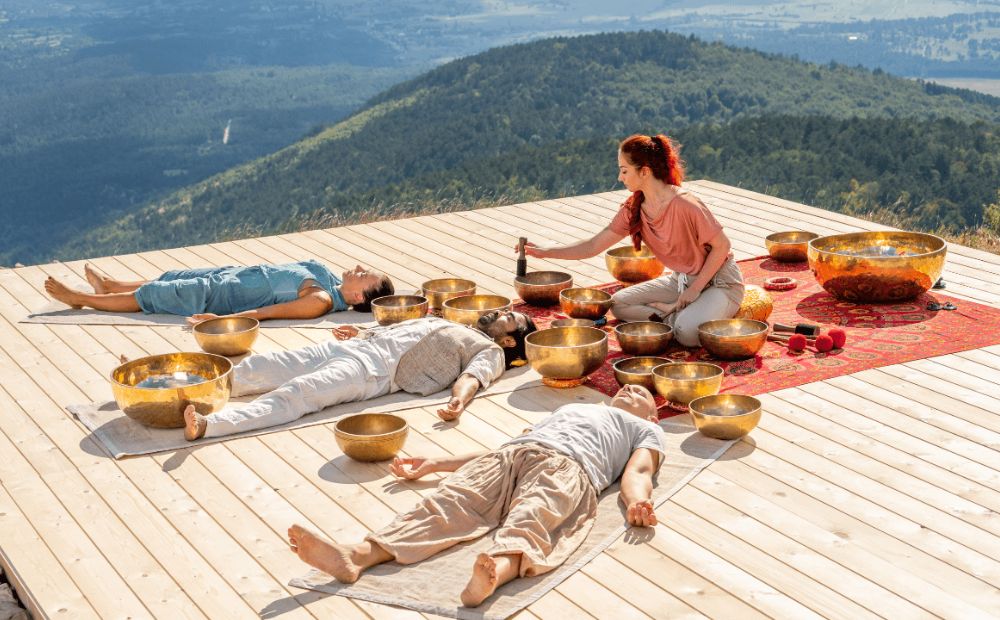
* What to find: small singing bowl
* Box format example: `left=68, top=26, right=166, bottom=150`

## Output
left=421, top=278, right=476, bottom=310
left=525, top=326, right=609, bottom=382
left=614, top=321, right=674, bottom=356
left=550, top=318, right=596, bottom=328
left=559, top=288, right=614, bottom=320
left=612, top=356, right=672, bottom=391
left=605, top=246, right=665, bottom=283
left=110, top=352, right=233, bottom=428
left=371, top=295, right=429, bottom=325
left=652, top=362, right=724, bottom=406
left=334, top=413, right=409, bottom=462
left=764, top=231, right=820, bottom=262
left=193, top=316, right=259, bottom=356
left=442, top=294, right=513, bottom=327
left=698, top=319, right=769, bottom=360
left=689, top=394, right=762, bottom=440
left=514, top=271, right=573, bottom=306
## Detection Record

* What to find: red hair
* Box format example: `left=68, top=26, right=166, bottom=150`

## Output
left=619, top=133, right=685, bottom=250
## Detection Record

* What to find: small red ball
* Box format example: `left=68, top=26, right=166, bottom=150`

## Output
left=815, top=334, right=834, bottom=352
left=829, top=328, right=847, bottom=349
left=788, top=334, right=807, bottom=352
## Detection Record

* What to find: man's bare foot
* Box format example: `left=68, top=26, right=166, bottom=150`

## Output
left=44, top=277, right=83, bottom=309
left=461, top=553, right=501, bottom=607
left=84, top=263, right=109, bottom=294
left=183, top=404, right=207, bottom=441
left=287, top=525, right=364, bottom=583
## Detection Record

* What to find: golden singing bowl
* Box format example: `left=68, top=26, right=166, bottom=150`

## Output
left=765, top=231, right=820, bottom=262
left=735, top=285, right=774, bottom=323
left=526, top=326, right=609, bottom=381
left=652, top=362, right=724, bottom=406
left=421, top=278, right=476, bottom=310
left=605, top=246, right=666, bottom=283
left=334, top=413, right=408, bottom=462
left=442, top=294, right=513, bottom=327
left=689, top=394, right=762, bottom=440
left=371, top=295, right=429, bottom=325
left=613, top=356, right=672, bottom=391
left=110, top=352, right=233, bottom=428
left=808, top=231, right=947, bottom=302
left=550, top=318, right=596, bottom=328
left=193, top=316, right=259, bottom=356
left=698, top=319, right=769, bottom=360
left=559, top=288, right=614, bottom=320
left=514, top=271, right=573, bottom=306
left=615, top=321, right=673, bottom=356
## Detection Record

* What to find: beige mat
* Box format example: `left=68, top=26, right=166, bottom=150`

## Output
left=69, top=365, right=542, bottom=458
left=289, top=417, right=734, bottom=620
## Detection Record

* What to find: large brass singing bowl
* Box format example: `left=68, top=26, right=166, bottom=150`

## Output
left=514, top=271, right=573, bottom=306
left=372, top=295, right=429, bottom=325
left=421, top=278, right=476, bottom=310
left=334, top=413, right=408, bottom=462
left=808, top=231, right=947, bottom=302
left=689, top=394, right=762, bottom=440
left=559, top=288, right=614, bottom=320
left=526, top=326, right=609, bottom=383
left=605, top=246, right=665, bottom=283
left=652, top=362, right=724, bottom=406
left=698, top=319, right=769, bottom=360
left=442, top=294, right=513, bottom=326
left=615, top=321, right=673, bottom=356
left=764, top=231, right=819, bottom=262
left=193, top=316, right=259, bottom=356
left=613, top=356, right=672, bottom=391
left=110, top=352, right=233, bottom=428
left=550, top=318, right=596, bottom=328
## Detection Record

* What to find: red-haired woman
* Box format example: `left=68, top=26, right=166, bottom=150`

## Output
left=520, top=133, right=744, bottom=347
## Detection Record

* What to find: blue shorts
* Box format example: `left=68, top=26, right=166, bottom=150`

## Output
left=134, top=266, right=273, bottom=315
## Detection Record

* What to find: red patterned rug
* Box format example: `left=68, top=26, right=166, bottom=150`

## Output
left=513, top=256, right=1000, bottom=418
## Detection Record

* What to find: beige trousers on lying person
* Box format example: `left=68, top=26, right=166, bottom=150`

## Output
left=367, top=443, right=598, bottom=577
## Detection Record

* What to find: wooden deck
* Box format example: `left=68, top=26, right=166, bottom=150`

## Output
left=1, top=180, right=999, bottom=619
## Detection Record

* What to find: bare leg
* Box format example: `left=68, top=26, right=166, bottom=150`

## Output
left=45, top=277, right=141, bottom=312
left=183, top=405, right=207, bottom=441
left=287, top=525, right=392, bottom=583
left=85, top=263, right=148, bottom=294
left=461, top=553, right=520, bottom=607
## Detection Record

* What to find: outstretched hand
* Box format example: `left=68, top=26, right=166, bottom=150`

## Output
left=187, top=313, right=220, bottom=326
left=331, top=325, right=360, bottom=341
left=437, top=397, right=465, bottom=421
left=514, top=240, right=548, bottom=258
left=390, top=456, right=437, bottom=480
left=626, top=500, right=658, bottom=527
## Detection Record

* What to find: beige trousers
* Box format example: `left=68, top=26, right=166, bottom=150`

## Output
left=611, top=256, right=745, bottom=346
left=367, top=443, right=598, bottom=577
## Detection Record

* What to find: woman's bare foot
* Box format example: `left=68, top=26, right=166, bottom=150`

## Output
left=461, top=553, right=502, bottom=607
left=183, top=404, right=207, bottom=441
left=44, top=277, right=83, bottom=309
left=287, top=525, right=365, bottom=583
left=84, top=263, right=109, bottom=294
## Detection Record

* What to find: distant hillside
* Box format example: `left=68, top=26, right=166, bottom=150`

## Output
left=60, top=31, right=1000, bottom=260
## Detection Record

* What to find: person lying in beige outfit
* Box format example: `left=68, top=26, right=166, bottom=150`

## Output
left=287, top=384, right=666, bottom=607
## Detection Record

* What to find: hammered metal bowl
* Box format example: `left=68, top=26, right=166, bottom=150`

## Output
left=652, top=362, right=724, bottom=406
left=605, top=246, right=665, bottom=283
left=110, top=352, right=233, bottom=428
left=765, top=231, right=820, bottom=262
left=698, top=319, right=769, bottom=360
left=614, top=321, right=674, bottom=356
left=514, top=271, right=573, bottom=306
left=442, top=294, right=513, bottom=327
left=421, top=278, right=477, bottom=310
left=734, top=285, right=774, bottom=323
left=525, top=326, right=609, bottom=385
left=689, top=394, right=762, bottom=440
left=371, top=295, right=429, bottom=325
left=550, top=318, right=596, bottom=328
left=612, top=356, right=672, bottom=391
left=559, top=288, right=614, bottom=320
left=808, top=231, right=947, bottom=302
left=193, top=316, right=259, bottom=356
left=334, top=413, right=408, bottom=462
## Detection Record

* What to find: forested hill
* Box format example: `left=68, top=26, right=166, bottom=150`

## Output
left=60, top=31, right=1000, bottom=260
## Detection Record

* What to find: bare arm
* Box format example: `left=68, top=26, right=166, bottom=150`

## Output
left=619, top=448, right=661, bottom=527
left=437, top=373, right=482, bottom=421
left=522, top=227, right=624, bottom=260
left=390, top=452, right=488, bottom=479
left=188, top=290, right=333, bottom=324
left=685, top=229, right=731, bottom=297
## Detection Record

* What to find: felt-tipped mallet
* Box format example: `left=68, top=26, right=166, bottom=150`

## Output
left=772, top=322, right=821, bottom=337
